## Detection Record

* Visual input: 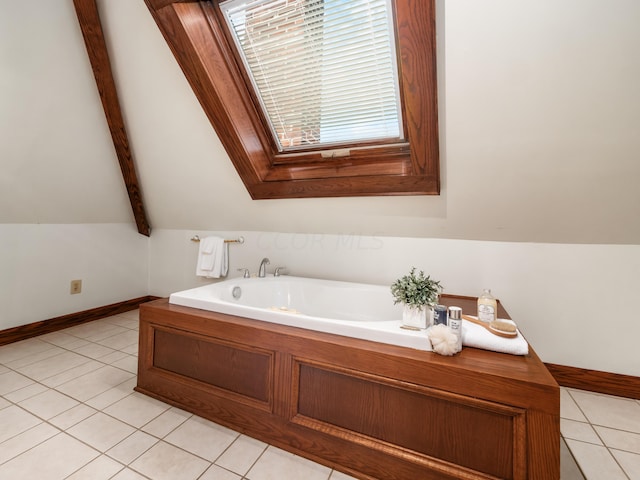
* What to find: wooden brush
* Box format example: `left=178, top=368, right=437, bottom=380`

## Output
left=462, top=314, right=518, bottom=338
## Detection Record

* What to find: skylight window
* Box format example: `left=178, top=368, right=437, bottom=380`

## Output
left=145, top=0, right=439, bottom=198
left=220, top=0, right=403, bottom=152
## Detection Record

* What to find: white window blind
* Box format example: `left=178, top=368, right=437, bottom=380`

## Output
left=220, top=0, right=403, bottom=152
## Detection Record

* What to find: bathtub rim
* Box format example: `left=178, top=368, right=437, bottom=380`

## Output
left=169, top=276, right=432, bottom=351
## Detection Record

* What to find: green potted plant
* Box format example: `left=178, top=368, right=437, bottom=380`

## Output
left=391, top=267, right=442, bottom=330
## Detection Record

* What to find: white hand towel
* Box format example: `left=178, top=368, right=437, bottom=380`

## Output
left=197, top=236, right=218, bottom=271
left=461, top=317, right=529, bottom=356
left=196, top=236, right=228, bottom=278
left=220, top=242, right=229, bottom=277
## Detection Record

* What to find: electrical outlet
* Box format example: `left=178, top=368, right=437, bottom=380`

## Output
left=70, top=279, right=82, bottom=294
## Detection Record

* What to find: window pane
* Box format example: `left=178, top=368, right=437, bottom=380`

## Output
left=221, top=0, right=403, bottom=151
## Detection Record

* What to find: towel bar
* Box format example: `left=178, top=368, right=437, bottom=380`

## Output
left=190, top=235, right=244, bottom=244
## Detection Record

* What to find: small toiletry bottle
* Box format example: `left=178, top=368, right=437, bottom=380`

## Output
left=433, top=305, right=448, bottom=326
left=477, top=289, right=497, bottom=323
left=447, top=306, right=463, bottom=353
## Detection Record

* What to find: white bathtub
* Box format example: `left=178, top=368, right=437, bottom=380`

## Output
left=169, top=276, right=433, bottom=351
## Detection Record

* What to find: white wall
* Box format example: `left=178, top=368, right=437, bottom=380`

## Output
left=0, top=224, right=148, bottom=331
left=149, top=230, right=640, bottom=377
left=0, top=0, right=134, bottom=225
left=0, top=2, right=148, bottom=330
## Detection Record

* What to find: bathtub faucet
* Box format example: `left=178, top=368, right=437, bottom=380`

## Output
left=258, top=257, right=270, bottom=277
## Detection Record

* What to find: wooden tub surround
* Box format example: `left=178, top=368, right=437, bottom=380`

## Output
left=136, top=297, right=560, bottom=480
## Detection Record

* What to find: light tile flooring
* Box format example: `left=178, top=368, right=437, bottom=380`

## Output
left=0, top=309, right=637, bottom=479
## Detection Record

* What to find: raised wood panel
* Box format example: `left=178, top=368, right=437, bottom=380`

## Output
left=294, top=362, right=524, bottom=479
left=152, top=328, right=273, bottom=404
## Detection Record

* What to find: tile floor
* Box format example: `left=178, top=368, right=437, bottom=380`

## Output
left=0, top=309, right=637, bottom=479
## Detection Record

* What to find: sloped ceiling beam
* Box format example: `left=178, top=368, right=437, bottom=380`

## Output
left=73, top=0, right=151, bottom=236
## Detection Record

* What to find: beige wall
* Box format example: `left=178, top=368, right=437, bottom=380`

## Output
left=2, top=1, right=639, bottom=375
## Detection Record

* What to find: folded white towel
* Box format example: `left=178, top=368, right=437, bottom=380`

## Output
left=196, top=236, right=228, bottom=278
left=220, top=242, right=229, bottom=277
left=197, top=237, right=218, bottom=271
left=461, top=317, right=529, bottom=356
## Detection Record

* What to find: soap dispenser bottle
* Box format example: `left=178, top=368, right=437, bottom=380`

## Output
left=477, top=289, right=497, bottom=323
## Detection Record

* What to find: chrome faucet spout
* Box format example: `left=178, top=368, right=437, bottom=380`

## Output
left=258, top=257, right=270, bottom=277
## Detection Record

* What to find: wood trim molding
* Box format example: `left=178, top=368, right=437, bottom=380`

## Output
left=546, top=363, right=640, bottom=400
left=0, top=296, right=159, bottom=346
left=147, top=0, right=196, bottom=10
left=73, top=0, right=151, bottom=236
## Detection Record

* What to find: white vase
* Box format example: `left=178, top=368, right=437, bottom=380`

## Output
left=402, top=305, right=433, bottom=330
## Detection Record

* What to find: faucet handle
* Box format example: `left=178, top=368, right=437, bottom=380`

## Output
left=237, top=268, right=250, bottom=278
left=274, top=267, right=288, bottom=277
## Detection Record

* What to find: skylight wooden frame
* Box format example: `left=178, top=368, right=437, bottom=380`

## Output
left=144, top=0, right=439, bottom=199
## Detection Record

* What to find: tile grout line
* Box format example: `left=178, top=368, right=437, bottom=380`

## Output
left=565, top=389, right=634, bottom=479
left=2, top=321, right=139, bottom=385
